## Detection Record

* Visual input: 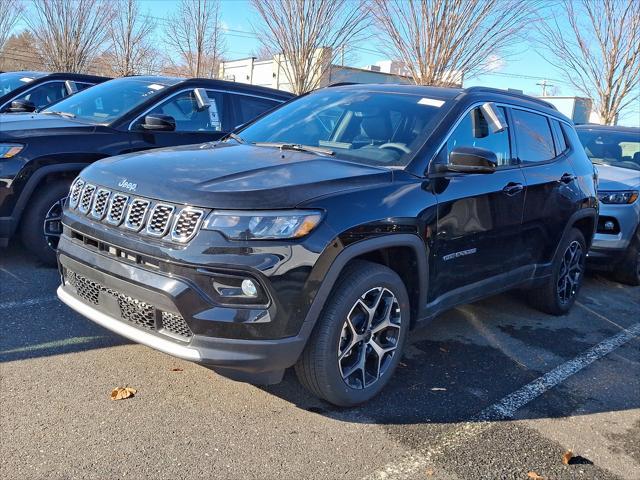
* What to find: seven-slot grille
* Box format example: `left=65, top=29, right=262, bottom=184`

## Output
left=171, top=208, right=204, bottom=243
left=124, top=199, right=150, bottom=231
left=147, top=204, right=175, bottom=236
left=91, top=188, right=111, bottom=219
left=78, top=184, right=96, bottom=214
left=64, top=269, right=193, bottom=340
left=67, top=180, right=205, bottom=243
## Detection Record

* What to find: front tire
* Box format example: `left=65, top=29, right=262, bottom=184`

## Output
left=613, top=228, right=640, bottom=286
left=529, top=228, right=586, bottom=315
left=20, top=180, right=71, bottom=267
left=295, top=260, right=410, bottom=406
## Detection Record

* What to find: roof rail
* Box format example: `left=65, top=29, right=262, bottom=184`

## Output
left=464, top=86, right=557, bottom=110
left=327, top=82, right=360, bottom=88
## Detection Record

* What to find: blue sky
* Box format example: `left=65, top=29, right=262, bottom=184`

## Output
left=16, top=0, right=640, bottom=126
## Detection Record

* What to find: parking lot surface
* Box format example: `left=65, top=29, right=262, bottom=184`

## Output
left=1, top=242, right=638, bottom=479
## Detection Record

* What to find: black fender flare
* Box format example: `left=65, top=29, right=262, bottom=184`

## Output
left=556, top=207, right=598, bottom=255
left=10, top=163, right=88, bottom=232
left=297, top=234, right=429, bottom=343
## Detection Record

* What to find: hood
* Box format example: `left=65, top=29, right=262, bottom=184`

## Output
left=0, top=113, right=95, bottom=139
left=596, top=164, right=640, bottom=191
left=81, top=142, right=393, bottom=209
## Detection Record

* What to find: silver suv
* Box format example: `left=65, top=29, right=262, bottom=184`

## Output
left=577, top=125, right=640, bottom=285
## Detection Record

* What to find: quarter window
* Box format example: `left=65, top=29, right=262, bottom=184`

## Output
left=512, top=109, right=556, bottom=163
left=233, top=94, right=280, bottom=126
left=445, top=106, right=513, bottom=167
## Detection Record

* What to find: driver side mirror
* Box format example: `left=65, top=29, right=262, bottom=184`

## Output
left=142, top=114, right=176, bottom=131
left=8, top=99, right=37, bottom=113
left=434, top=146, right=498, bottom=174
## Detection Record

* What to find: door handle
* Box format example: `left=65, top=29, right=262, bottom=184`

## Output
left=560, top=173, right=577, bottom=184
left=502, top=182, right=524, bottom=196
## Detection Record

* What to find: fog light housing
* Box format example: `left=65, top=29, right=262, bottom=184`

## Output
left=241, top=279, right=258, bottom=297
left=603, top=220, right=615, bottom=231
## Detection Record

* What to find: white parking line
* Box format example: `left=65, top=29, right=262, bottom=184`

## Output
left=365, top=322, right=640, bottom=480
left=0, top=296, right=58, bottom=310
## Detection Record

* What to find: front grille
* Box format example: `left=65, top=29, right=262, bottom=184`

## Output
left=106, top=194, right=129, bottom=225
left=171, top=208, right=204, bottom=243
left=78, top=184, right=96, bottom=214
left=124, top=199, right=150, bottom=231
left=69, top=179, right=85, bottom=209
left=161, top=312, right=193, bottom=338
left=64, top=268, right=193, bottom=340
left=146, top=204, right=175, bottom=236
left=91, top=188, right=111, bottom=219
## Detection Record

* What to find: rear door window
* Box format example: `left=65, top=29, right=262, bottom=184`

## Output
left=511, top=109, right=556, bottom=163
left=232, top=94, right=280, bottom=126
left=140, top=90, right=229, bottom=132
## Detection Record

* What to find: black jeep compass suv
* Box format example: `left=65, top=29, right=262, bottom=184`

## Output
left=56, top=84, right=597, bottom=406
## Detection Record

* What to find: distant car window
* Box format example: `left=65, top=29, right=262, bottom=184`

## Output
left=139, top=90, right=227, bottom=132
left=0, top=72, right=37, bottom=96
left=233, top=94, right=280, bottom=126
left=14, top=81, right=67, bottom=110
left=42, top=78, right=167, bottom=124
left=445, top=106, right=512, bottom=167
left=75, top=82, right=95, bottom=91
left=512, top=109, right=556, bottom=163
left=577, top=128, right=640, bottom=171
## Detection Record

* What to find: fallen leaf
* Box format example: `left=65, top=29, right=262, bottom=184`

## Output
left=562, top=450, right=574, bottom=465
left=431, top=387, right=447, bottom=391
left=110, top=387, right=137, bottom=401
left=399, top=362, right=408, bottom=367
left=170, top=368, right=183, bottom=372
left=425, top=468, right=434, bottom=476
left=439, top=347, right=449, bottom=353
left=527, top=472, right=544, bottom=480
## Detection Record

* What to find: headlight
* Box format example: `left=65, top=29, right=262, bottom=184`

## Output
left=0, top=143, right=24, bottom=158
left=597, top=190, right=638, bottom=204
left=203, top=210, right=323, bottom=240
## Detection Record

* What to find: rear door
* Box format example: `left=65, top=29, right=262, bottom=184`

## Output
left=430, top=105, right=527, bottom=299
left=511, top=108, right=581, bottom=266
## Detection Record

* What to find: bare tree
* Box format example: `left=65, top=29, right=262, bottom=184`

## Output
left=26, top=0, right=114, bottom=73
left=538, top=0, right=640, bottom=125
left=1, top=32, right=45, bottom=71
left=165, top=0, right=225, bottom=78
left=107, top=0, right=156, bottom=76
left=0, top=0, right=24, bottom=51
left=367, top=0, right=539, bottom=87
left=251, top=0, right=369, bottom=94
left=251, top=45, right=276, bottom=62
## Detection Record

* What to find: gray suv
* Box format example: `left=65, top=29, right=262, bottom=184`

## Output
left=577, top=125, right=640, bottom=285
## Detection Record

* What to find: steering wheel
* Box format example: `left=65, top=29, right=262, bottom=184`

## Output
left=379, top=143, right=411, bottom=154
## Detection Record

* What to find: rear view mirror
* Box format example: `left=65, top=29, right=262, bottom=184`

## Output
left=480, top=102, right=507, bottom=134
left=8, top=99, right=36, bottom=113
left=434, top=146, right=497, bottom=174
left=194, top=88, right=211, bottom=111
left=142, top=114, right=176, bottom=131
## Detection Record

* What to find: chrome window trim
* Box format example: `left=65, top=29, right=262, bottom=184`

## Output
left=428, top=101, right=572, bottom=172
left=127, top=87, right=285, bottom=131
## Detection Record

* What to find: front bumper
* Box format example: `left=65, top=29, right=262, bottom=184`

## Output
left=589, top=201, right=639, bottom=256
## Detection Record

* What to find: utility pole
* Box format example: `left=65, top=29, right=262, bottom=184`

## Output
left=536, top=79, right=553, bottom=96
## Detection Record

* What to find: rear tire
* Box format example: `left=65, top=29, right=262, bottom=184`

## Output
left=21, top=180, right=71, bottom=267
left=529, top=228, right=586, bottom=315
left=613, top=229, right=640, bottom=286
left=295, top=260, right=410, bottom=407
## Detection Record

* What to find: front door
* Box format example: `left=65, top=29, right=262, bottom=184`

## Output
left=430, top=105, right=527, bottom=300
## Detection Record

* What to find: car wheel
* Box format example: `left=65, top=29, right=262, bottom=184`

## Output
left=295, top=260, right=410, bottom=406
left=20, top=180, right=71, bottom=267
left=529, top=228, right=586, bottom=315
left=614, top=229, right=640, bottom=286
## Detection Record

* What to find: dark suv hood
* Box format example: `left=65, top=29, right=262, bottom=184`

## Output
left=81, top=143, right=393, bottom=209
left=0, top=113, right=95, bottom=138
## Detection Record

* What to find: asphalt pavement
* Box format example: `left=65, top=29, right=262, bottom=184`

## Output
left=1, top=241, right=638, bottom=479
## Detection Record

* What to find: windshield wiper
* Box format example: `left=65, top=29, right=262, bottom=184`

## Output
left=222, top=132, right=246, bottom=144
left=252, top=142, right=334, bottom=157
left=42, top=111, right=75, bottom=119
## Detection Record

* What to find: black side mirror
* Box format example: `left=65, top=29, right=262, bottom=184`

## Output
left=142, top=114, right=176, bottom=131
left=435, top=146, right=498, bottom=174
left=8, top=99, right=37, bottom=113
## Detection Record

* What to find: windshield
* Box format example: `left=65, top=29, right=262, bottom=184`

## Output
left=577, top=128, right=640, bottom=171
left=41, top=77, right=168, bottom=124
left=238, top=89, right=448, bottom=167
left=0, top=72, right=40, bottom=96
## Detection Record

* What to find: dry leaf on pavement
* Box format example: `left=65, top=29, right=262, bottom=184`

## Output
left=425, top=468, right=434, bottom=476
left=562, top=450, right=574, bottom=465
left=110, top=387, right=137, bottom=401
left=527, top=472, right=544, bottom=480
left=170, top=368, right=184, bottom=372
